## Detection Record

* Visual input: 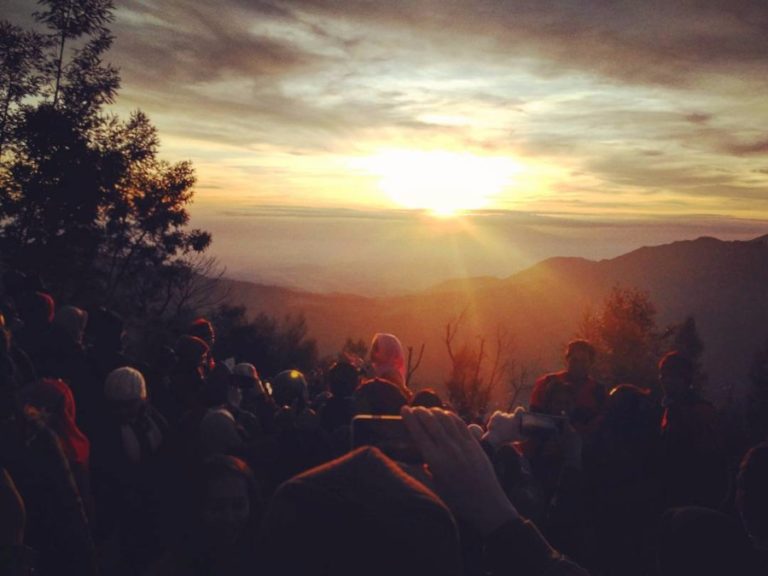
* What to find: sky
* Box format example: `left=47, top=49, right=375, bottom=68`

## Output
left=6, top=1, right=768, bottom=293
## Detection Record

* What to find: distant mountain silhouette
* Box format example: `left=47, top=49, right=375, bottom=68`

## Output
left=216, top=234, right=768, bottom=405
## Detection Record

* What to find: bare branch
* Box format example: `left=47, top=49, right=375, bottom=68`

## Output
left=406, top=342, right=425, bottom=385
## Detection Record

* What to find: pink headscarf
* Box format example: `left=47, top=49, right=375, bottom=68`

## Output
left=22, top=379, right=90, bottom=467
left=370, top=333, right=407, bottom=390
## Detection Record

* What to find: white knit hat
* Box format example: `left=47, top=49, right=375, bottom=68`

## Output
left=105, top=366, right=147, bottom=402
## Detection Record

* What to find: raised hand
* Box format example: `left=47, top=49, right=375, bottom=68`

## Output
left=401, top=406, right=519, bottom=535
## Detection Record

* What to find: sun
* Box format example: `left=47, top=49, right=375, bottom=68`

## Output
left=358, top=150, right=521, bottom=216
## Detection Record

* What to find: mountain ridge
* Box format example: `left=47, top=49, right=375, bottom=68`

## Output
left=215, top=233, right=768, bottom=403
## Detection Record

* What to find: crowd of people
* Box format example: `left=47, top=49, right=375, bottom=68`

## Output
left=0, top=270, right=767, bottom=575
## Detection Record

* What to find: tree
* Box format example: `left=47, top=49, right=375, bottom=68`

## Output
left=578, top=285, right=661, bottom=389
left=33, top=0, right=118, bottom=112
left=0, top=22, right=45, bottom=157
left=0, top=1, right=211, bottom=323
left=211, top=304, right=319, bottom=378
left=341, top=336, right=368, bottom=365
left=444, top=312, right=513, bottom=422
left=406, top=343, right=425, bottom=387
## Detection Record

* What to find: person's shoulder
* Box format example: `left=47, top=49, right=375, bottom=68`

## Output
left=534, top=371, right=567, bottom=387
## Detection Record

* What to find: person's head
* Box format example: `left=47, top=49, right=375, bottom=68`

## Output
left=232, top=362, right=266, bottom=400
left=189, top=317, right=215, bottom=348
left=353, top=378, right=408, bottom=416
left=197, top=455, right=260, bottom=547
left=738, top=442, right=768, bottom=549
left=53, top=305, right=88, bottom=345
left=104, top=366, right=147, bottom=423
left=204, top=362, right=237, bottom=408
left=260, top=446, right=462, bottom=576
left=175, top=335, right=211, bottom=377
left=87, top=307, right=124, bottom=352
left=17, top=291, right=55, bottom=330
left=271, top=369, right=309, bottom=412
left=658, top=351, right=694, bottom=400
left=370, top=333, right=406, bottom=389
left=410, top=389, right=444, bottom=409
left=565, top=339, right=595, bottom=381
left=20, top=378, right=74, bottom=428
left=20, top=378, right=89, bottom=465
left=327, top=361, right=359, bottom=399
left=604, top=384, right=657, bottom=441
left=657, top=507, right=759, bottom=576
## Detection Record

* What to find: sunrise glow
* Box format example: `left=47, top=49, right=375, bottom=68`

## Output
left=355, top=150, right=523, bottom=216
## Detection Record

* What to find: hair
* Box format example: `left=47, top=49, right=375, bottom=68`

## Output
left=738, top=442, right=768, bottom=542
left=353, top=378, right=408, bottom=416
left=327, top=361, right=360, bottom=398
left=658, top=350, right=694, bottom=383
left=87, top=307, right=124, bottom=351
left=410, top=389, right=444, bottom=409
left=175, top=335, right=210, bottom=369
left=565, top=339, right=596, bottom=361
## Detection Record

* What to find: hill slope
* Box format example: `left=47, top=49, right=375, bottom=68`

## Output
left=217, top=234, right=768, bottom=403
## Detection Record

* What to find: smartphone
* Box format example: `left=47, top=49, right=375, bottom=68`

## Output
left=351, top=415, right=423, bottom=463
left=520, top=412, right=567, bottom=438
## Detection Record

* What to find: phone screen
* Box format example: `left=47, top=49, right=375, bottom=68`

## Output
left=351, top=415, right=423, bottom=463
left=520, top=412, right=566, bottom=438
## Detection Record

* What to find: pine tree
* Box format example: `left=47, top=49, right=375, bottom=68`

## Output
left=0, top=1, right=211, bottom=322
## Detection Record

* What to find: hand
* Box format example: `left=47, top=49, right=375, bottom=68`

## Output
left=483, top=407, right=525, bottom=449
left=401, top=406, right=519, bottom=535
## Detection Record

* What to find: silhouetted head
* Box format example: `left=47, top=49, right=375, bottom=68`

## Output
left=196, top=455, right=261, bottom=547
left=271, top=369, right=309, bottom=412
left=353, top=378, right=408, bottom=416
left=565, top=339, right=595, bottom=381
left=657, top=507, right=758, bottom=576
left=87, top=307, right=124, bottom=352
left=260, top=446, right=461, bottom=576
left=20, top=378, right=90, bottom=466
left=18, top=291, right=55, bottom=330
left=604, top=384, right=657, bottom=444
left=410, top=388, right=444, bottom=409
left=175, top=335, right=211, bottom=375
left=327, top=361, right=359, bottom=399
left=658, top=351, right=694, bottom=400
left=105, top=366, right=147, bottom=424
left=189, top=317, right=215, bottom=348
left=53, top=305, right=88, bottom=345
left=233, top=363, right=266, bottom=396
left=204, top=361, right=237, bottom=408
left=738, top=442, right=768, bottom=549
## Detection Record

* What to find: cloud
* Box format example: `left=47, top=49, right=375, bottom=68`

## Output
left=724, top=138, right=768, bottom=156
left=6, top=0, right=768, bottom=218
